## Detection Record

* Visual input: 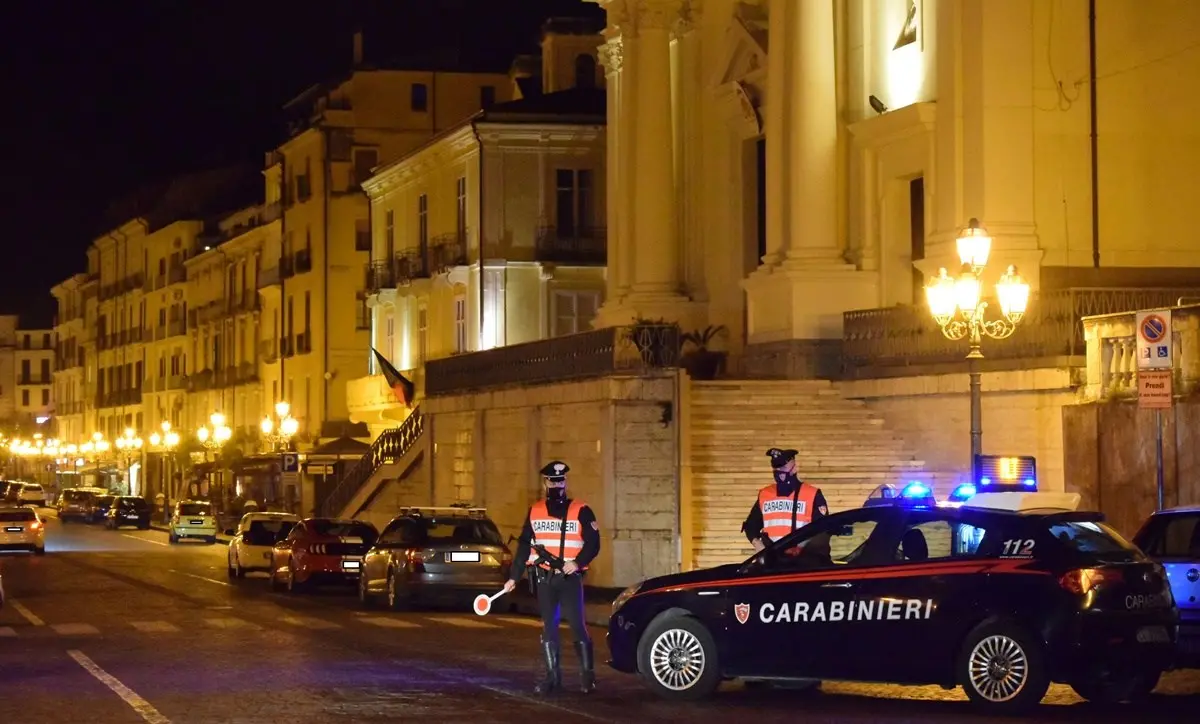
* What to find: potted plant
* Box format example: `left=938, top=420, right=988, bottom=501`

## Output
left=680, top=325, right=728, bottom=380
left=624, top=317, right=676, bottom=367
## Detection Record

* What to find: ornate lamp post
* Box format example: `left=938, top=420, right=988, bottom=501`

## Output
left=925, top=218, right=1032, bottom=483
left=115, top=427, right=144, bottom=495
left=196, top=412, right=232, bottom=505
left=260, top=400, right=300, bottom=452
left=148, top=421, right=180, bottom=519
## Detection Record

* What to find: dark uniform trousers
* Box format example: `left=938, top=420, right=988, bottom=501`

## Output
left=535, top=569, right=590, bottom=646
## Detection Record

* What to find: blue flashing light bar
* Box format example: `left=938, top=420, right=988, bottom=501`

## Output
left=948, top=483, right=977, bottom=503
left=901, top=482, right=931, bottom=498
left=975, top=455, right=1037, bottom=492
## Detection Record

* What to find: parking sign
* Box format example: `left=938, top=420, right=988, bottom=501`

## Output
left=1135, top=310, right=1172, bottom=370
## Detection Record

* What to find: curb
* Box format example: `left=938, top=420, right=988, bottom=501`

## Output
left=149, top=523, right=232, bottom=546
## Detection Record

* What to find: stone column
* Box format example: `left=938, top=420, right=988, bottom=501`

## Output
left=599, top=36, right=627, bottom=301
left=783, top=0, right=840, bottom=265
left=762, top=0, right=789, bottom=265
left=674, top=0, right=706, bottom=299
left=631, top=0, right=681, bottom=294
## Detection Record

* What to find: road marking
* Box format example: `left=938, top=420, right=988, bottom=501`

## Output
left=425, top=615, right=498, bottom=629
left=280, top=615, right=342, bottom=630
left=204, top=617, right=258, bottom=630
left=129, top=621, right=180, bottom=634
left=0, top=627, right=16, bottom=637
left=480, top=685, right=614, bottom=722
left=493, top=616, right=544, bottom=628
left=359, top=616, right=420, bottom=628
left=168, top=569, right=231, bottom=587
left=9, top=599, right=45, bottom=626
left=53, top=623, right=100, bottom=635
left=68, top=649, right=172, bottom=724
left=121, top=534, right=168, bottom=547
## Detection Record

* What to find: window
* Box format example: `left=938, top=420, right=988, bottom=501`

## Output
left=20, top=359, right=29, bottom=381
left=887, top=516, right=988, bottom=563
left=304, top=292, right=311, bottom=334
left=418, top=194, right=429, bottom=253
left=1137, top=513, right=1200, bottom=557
left=574, top=53, right=597, bottom=89
left=385, top=312, right=395, bottom=356
left=453, top=295, right=467, bottom=353
left=1049, top=521, right=1138, bottom=556
left=385, top=210, right=395, bottom=258
left=42, top=333, right=50, bottom=349
left=411, top=83, right=428, bottom=112
left=286, top=296, right=294, bottom=338
left=22, top=335, right=30, bottom=350
left=552, top=290, right=600, bottom=336
left=353, top=148, right=379, bottom=185
left=762, top=510, right=887, bottom=572
left=480, top=85, right=496, bottom=108
left=21, top=389, right=29, bottom=406
left=456, top=177, right=467, bottom=239
left=40, top=359, right=50, bottom=381
left=418, top=307, right=428, bottom=363
left=41, top=389, right=49, bottom=406
left=355, top=219, right=371, bottom=252
left=555, top=169, right=594, bottom=236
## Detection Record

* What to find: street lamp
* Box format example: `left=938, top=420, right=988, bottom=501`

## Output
left=197, top=412, right=232, bottom=449
left=149, top=421, right=181, bottom=521
left=925, top=218, right=1031, bottom=483
left=115, top=428, right=144, bottom=496
left=260, top=400, right=300, bottom=451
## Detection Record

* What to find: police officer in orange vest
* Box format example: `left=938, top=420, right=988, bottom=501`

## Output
left=501, top=460, right=601, bottom=695
left=742, top=447, right=829, bottom=552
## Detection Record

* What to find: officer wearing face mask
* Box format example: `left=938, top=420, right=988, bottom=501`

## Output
left=501, top=460, right=601, bottom=696
left=741, top=448, right=829, bottom=552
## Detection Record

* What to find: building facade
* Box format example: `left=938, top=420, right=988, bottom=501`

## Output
left=0, top=316, right=55, bottom=431
left=51, top=275, right=91, bottom=444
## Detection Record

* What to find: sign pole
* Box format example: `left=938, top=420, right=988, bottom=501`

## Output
left=1135, top=309, right=1173, bottom=511
left=1155, top=409, right=1164, bottom=511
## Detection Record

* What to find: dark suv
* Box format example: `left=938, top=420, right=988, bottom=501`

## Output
left=106, top=496, right=152, bottom=530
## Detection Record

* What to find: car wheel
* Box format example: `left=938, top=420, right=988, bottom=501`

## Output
left=270, top=562, right=285, bottom=591
left=636, top=614, right=721, bottom=701
left=1070, top=670, right=1162, bottom=704
left=34, top=546, right=45, bottom=556
left=168, top=534, right=178, bottom=544
left=206, top=536, right=216, bottom=544
left=957, top=619, right=1049, bottom=714
left=287, top=568, right=304, bottom=594
left=386, top=570, right=408, bottom=611
left=358, top=573, right=373, bottom=607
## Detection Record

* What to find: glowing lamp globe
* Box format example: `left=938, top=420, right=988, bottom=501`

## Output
left=996, top=265, right=1030, bottom=323
left=925, top=268, right=958, bottom=323
left=956, top=218, right=992, bottom=269
left=953, top=269, right=982, bottom=317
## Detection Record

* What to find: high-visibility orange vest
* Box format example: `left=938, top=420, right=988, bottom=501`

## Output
left=527, top=499, right=588, bottom=570
left=757, top=484, right=817, bottom=542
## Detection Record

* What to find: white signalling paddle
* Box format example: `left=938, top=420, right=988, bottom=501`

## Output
left=473, top=589, right=507, bottom=616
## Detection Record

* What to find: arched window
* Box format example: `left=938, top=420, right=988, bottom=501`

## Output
left=575, top=54, right=596, bottom=89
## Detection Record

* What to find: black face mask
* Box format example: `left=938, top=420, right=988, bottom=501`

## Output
left=546, top=486, right=567, bottom=503
left=774, top=470, right=799, bottom=496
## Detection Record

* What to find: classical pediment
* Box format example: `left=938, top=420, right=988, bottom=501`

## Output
left=713, top=2, right=768, bottom=88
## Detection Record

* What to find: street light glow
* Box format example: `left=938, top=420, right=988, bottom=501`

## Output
left=955, top=217, right=992, bottom=269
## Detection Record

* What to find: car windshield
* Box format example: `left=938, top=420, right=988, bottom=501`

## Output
left=64, top=490, right=94, bottom=502
left=0, top=510, right=35, bottom=522
left=1048, top=520, right=1139, bottom=556
left=413, top=518, right=504, bottom=546
left=1138, top=513, right=1200, bottom=558
left=245, top=519, right=295, bottom=545
left=96, top=496, right=114, bottom=506
left=119, top=498, right=149, bottom=510
left=179, top=503, right=213, bottom=516
left=23, top=484, right=42, bottom=492
left=309, top=520, right=377, bottom=542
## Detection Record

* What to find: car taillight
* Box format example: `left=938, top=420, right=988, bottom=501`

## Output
left=308, top=543, right=327, bottom=554
left=31, top=521, right=41, bottom=530
left=1059, top=567, right=1124, bottom=595
left=407, top=550, right=426, bottom=573
left=500, top=551, right=513, bottom=566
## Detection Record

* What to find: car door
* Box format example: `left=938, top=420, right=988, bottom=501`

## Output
left=720, top=508, right=897, bottom=679
left=1135, top=512, right=1200, bottom=637
left=364, top=520, right=408, bottom=592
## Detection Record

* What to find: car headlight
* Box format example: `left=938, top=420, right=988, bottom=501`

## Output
left=611, top=581, right=644, bottom=614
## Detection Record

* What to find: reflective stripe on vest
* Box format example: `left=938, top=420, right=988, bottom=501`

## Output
left=758, top=484, right=817, bottom=542
left=527, top=499, right=588, bottom=570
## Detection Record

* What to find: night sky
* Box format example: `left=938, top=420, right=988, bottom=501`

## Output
left=0, top=0, right=601, bottom=327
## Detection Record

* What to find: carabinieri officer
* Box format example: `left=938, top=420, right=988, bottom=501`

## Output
left=502, top=460, right=601, bottom=695
left=741, top=447, right=829, bottom=552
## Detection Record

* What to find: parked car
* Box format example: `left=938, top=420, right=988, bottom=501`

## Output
left=226, top=512, right=299, bottom=578
left=0, top=506, right=46, bottom=555
left=359, top=506, right=513, bottom=609
left=88, top=495, right=117, bottom=524
left=58, top=489, right=99, bottom=523
left=169, top=500, right=218, bottom=543
left=269, top=518, right=378, bottom=593
left=106, top=496, right=152, bottom=530
left=14, top=482, right=48, bottom=508
left=1134, top=506, right=1200, bottom=668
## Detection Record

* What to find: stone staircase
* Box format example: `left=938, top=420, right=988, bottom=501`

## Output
left=319, top=407, right=426, bottom=519
left=688, top=380, right=951, bottom=570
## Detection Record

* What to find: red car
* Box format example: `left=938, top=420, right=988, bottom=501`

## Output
left=269, top=517, right=379, bottom=593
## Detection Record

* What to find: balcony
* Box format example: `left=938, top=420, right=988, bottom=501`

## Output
left=296, top=332, right=312, bottom=355
left=429, top=233, right=468, bottom=273
left=842, top=287, right=1200, bottom=379
left=280, top=337, right=295, bottom=358
left=280, top=256, right=295, bottom=279
left=231, top=294, right=260, bottom=315
left=168, top=319, right=187, bottom=337
left=168, top=264, right=187, bottom=286
left=166, top=375, right=187, bottom=391
left=536, top=226, right=606, bottom=265
left=365, top=260, right=394, bottom=293
left=18, top=375, right=52, bottom=386
left=237, top=362, right=257, bottom=384
left=294, top=249, right=313, bottom=274
left=1080, top=302, right=1200, bottom=401
left=187, top=369, right=214, bottom=392
left=258, top=265, right=281, bottom=288
left=259, top=339, right=278, bottom=364
left=425, top=323, right=681, bottom=396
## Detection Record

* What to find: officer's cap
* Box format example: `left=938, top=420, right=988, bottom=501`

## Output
left=540, top=460, right=570, bottom=483
left=766, top=448, right=798, bottom=468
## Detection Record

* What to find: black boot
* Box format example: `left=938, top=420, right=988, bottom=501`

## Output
left=575, top=640, right=596, bottom=693
left=534, top=638, right=561, bottom=695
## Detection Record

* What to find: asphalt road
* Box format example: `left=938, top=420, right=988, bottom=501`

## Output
left=1, top=513, right=1198, bottom=723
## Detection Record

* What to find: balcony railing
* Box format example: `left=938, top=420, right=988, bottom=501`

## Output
left=296, top=332, right=312, bottom=355
left=425, top=324, right=681, bottom=397
left=1080, top=302, right=1200, bottom=401
left=429, top=233, right=468, bottom=272
left=841, top=288, right=1200, bottom=378
left=168, top=319, right=186, bottom=337
left=536, top=226, right=606, bottom=264
left=294, top=249, right=313, bottom=274
left=365, top=260, right=394, bottom=292
left=319, top=408, right=424, bottom=518
left=258, top=265, right=281, bottom=289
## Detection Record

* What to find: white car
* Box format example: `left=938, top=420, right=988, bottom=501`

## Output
left=0, top=506, right=46, bottom=555
left=226, top=512, right=299, bottom=578
left=15, top=483, right=47, bottom=508
left=169, top=500, right=218, bottom=544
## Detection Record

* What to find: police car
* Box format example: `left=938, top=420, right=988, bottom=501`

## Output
left=607, top=456, right=1178, bottom=713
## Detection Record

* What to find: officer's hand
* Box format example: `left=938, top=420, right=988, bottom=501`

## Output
left=562, top=560, right=579, bottom=575
left=501, top=579, right=517, bottom=594
left=752, top=538, right=766, bottom=552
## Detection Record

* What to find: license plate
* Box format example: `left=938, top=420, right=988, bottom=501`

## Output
left=446, top=551, right=481, bottom=563
left=189, top=520, right=203, bottom=525
left=1136, top=626, right=1170, bottom=644
left=4, top=527, right=21, bottom=533
left=342, top=560, right=361, bottom=571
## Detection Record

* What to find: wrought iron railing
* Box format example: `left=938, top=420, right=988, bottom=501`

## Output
left=843, top=287, right=1200, bottom=375
left=319, top=408, right=425, bottom=518
left=536, top=225, right=606, bottom=264
left=430, top=233, right=468, bottom=272
left=425, top=323, right=680, bottom=396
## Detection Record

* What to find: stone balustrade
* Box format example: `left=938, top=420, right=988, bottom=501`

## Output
left=1081, top=303, right=1200, bottom=401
